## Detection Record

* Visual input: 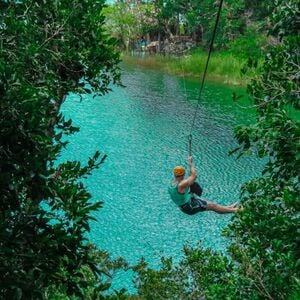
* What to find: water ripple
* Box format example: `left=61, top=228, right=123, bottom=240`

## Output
left=60, top=64, right=262, bottom=291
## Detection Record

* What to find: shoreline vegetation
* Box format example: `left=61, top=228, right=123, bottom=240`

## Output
left=121, top=50, right=253, bottom=86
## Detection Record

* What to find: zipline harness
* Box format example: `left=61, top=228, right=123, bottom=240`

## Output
left=188, top=0, right=224, bottom=156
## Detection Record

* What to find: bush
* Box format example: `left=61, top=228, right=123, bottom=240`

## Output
left=226, top=27, right=268, bottom=59
left=0, top=1, right=124, bottom=298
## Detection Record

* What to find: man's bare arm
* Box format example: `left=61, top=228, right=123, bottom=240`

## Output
left=178, top=156, right=197, bottom=192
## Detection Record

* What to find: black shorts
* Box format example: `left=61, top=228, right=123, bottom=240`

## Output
left=180, top=197, right=207, bottom=215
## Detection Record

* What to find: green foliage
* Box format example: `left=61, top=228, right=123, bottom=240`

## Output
left=271, top=0, right=299, bottom=38
left=45, top=249, right=129, bottom=299
left=102, top=2, right=138, bottom=49
left=244, top=0, right=277, bottom=21
left=134, top=245, right=237, bottom=300
left=0, top=0, right=124, bottom=298
left=102, top=1, right=157, bottom=50
left=226, top=26, right=268, bottom=59
left=227, top=0, right=300, bottom=298
left=104, top=0, right=277, bottom=53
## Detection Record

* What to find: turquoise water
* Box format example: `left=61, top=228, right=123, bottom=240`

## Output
left=60, top=64, right=261, bottom=291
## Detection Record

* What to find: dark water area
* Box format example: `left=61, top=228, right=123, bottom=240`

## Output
left=60, top=63, right=262, bottom=291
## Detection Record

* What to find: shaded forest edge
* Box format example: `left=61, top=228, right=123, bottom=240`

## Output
left=0, top=1, right=299, bottom=299
left=103, top=0, right=278, bottom=85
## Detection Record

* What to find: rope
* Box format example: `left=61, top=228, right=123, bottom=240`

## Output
left=188, top=0, right=224, bottom=155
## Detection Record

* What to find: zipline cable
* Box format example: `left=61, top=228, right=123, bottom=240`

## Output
left=188, top=0, right=224, bottom=155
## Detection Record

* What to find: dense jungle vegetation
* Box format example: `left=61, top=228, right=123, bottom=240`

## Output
left=0, top=0, right=299, bottom=299
left=103, top=0, right=280, bottom=83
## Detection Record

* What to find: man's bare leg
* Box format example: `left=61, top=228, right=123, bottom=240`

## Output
left=206, top=201, right=240, bottom=214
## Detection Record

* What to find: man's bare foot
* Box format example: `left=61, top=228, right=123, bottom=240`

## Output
left=228, top=202, right=244, bottom=212
left=228, top=202, right=238, bottom=208
left=237, top=205, right=244, bottom=212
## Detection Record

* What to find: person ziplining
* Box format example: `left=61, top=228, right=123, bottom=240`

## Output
left=168, top=156, right=240, bottom=215
left=166, top=0, right=242, bottom=215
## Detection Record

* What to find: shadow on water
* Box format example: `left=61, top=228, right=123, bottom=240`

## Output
left=60, top=63, right=262, bottom=292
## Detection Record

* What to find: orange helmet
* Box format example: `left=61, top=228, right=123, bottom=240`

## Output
left=173, top=166, right=185, bottom=177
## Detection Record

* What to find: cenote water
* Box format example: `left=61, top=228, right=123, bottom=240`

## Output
left=60, top=63, right=262, bottom=292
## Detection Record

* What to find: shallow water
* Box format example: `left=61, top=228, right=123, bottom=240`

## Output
left=60, top=63, right=261, bottom=291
